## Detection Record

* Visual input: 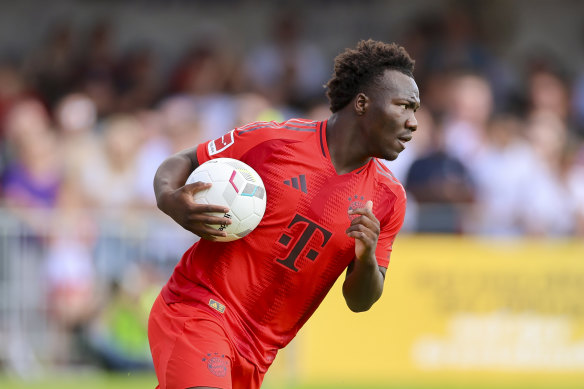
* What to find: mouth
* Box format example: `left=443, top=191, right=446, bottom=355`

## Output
left=397, top=135, right=412, bottom=150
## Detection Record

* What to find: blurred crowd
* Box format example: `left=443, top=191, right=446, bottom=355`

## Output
left=1, top=4, right=584, bottom=372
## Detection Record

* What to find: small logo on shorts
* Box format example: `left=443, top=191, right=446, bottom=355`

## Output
left=209, top=298, right=226, bottom=313
left=202, top=352, right=229, bottom=377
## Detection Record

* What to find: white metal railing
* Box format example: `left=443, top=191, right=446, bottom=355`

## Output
left=0, top=207, right=196, bottom=376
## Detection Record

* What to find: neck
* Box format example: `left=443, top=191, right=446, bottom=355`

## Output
left=326, top=112, right=372, bottom=175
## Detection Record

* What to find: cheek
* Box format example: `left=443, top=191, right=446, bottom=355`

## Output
left=383, top=114, right=402, bottom=134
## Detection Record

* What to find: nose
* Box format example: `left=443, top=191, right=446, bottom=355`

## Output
left=406, top=113, right=418, bottom=132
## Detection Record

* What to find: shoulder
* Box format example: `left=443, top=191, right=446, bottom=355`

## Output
left=200, top=119, right=323, bottom=162
left=371, top=159, right=408, bottom=231
left=234, top=118, right=321, bottom=140
left=372, top=159, right=406, bottom=199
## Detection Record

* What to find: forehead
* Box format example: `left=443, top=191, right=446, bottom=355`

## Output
left=374, top=69, right=419, bottom=102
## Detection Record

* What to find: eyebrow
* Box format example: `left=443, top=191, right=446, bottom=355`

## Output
left=405, top=99, right=420, bottom=110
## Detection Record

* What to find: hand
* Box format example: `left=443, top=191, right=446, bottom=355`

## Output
left=158, top=181, right=232, bottom=240
left=346, top=200, right=380, bottom=261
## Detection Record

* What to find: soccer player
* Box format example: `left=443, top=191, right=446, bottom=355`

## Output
left=148, top=39, right=419, bottom=389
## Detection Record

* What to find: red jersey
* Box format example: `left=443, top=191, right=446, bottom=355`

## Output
left=161, top=118, right=406, bottom=371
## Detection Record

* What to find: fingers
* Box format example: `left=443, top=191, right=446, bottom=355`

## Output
left=189, top=203, right=230, bottom=214
left=187, top=212, right=231, bottom=226
left=190, top=224, right=229, bottom=239
left=348, top=201, right=379, bottom=230
left=183, top=181, right=212, bottom=194
left=346, top=223, right=378, bottom=240
left=184, top=217, right=231, bottom=239
left=181, top=183, right=229, bottom=214
left=346, top=200, right=379, bottom=255
left=346, top=223, right=377, bottom=259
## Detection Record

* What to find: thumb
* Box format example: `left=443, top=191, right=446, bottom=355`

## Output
left=365, top=200, right=373, bottom=211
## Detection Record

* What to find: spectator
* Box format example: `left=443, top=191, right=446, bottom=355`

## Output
left=442, top=71, right=494, bottom=163
left=78, top=114, right=145, bottom=209
left=521, top=111, right=578, bottom=236
left=1, top=99, right=63, bottom=212
left=167, top=41, right=239, bottom=140
left=24, top=21, right=79, bottom=111
left=54, top=93, right=101, bottom=198
left=405, top=120, right=476, bottom=233
left=468, top=115, right=540, bottom=235
left=0, top=61, right=33, bottom=140
left=114, top=46, right=162, bottom=112
left=84, top=264, right=161, bottom=371
left=526, top=67, right=572, bottom=122
left=564, top=140, right=584, bottom=235
left=243, top=10, right=328, bottom=111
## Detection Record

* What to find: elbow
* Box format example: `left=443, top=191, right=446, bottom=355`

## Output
left=347, top=303, right=373, bottom=313
left=344, top=296, right=377, bottom=313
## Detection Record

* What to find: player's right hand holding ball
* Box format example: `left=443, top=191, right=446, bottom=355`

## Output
left=157, top=181, right=232, bottom=240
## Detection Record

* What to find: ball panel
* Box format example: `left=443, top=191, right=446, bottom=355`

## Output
left=200, top=184, right=230, bottom=207
left=207, top=163, right=235, bottom=182
left=253, top=196, right=267, bottom=216
left=186, top=170, right=212, bottom=185
left=230, top=196, right=254, bottom=220
left=230, top=170, right=247, bottom=194
left=235, top=228, right=253, bottom=238
left=222, top=181, right=238, bottom=206
left=184, top=157, right=267, bottom=242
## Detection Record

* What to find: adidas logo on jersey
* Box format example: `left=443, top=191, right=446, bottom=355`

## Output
left=283, top=174, right=307, bottom=193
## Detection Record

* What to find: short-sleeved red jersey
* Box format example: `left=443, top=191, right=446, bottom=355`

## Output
left=161, top=118, right=406, bottom=371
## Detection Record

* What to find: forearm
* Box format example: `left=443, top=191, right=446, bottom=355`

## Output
left=342, top=255, right=385, bottom=312
left=154, top=150, right=197, bottom=209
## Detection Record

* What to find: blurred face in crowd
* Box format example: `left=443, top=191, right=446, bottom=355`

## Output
left=448, top=74, right=493, bottom=125
left=529, top=70, right=570, bottom=119
left=55, top=93, right=97, bottom=135
left=361, top=69, right=420, bottom=161
left=103, top=115, right=144, bottom=169
left=526, top=111, right=567, bottom=166
left=5, top=99, right=51, bottom=141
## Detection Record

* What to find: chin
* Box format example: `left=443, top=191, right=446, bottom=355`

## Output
left=383, top=151, right=400, bottom=161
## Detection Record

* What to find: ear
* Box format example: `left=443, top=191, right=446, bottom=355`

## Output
left=354, top=93, right=369, bottom=116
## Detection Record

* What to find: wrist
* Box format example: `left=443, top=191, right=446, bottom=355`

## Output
left=354, top=254, right=378, bottom=272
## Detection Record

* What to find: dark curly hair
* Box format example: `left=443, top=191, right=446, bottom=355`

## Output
left=325, top=39, right=415, bottom=112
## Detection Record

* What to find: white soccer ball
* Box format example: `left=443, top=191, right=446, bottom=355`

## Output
left=186, top=158, right=267, bottom=242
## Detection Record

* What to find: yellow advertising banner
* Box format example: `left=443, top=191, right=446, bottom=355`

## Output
left=266, top=236, right=584, bottom=388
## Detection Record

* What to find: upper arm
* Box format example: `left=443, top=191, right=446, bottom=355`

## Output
left=175, top=146, right=200, bottom=171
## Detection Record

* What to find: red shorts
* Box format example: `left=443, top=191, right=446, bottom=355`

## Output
left=148, top=294, right=265, bottom=389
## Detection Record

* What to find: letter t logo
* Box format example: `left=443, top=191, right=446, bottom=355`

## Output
left=276, top=214, right=332, bottom=272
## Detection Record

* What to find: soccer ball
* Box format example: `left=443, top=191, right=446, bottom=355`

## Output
left=186, top=158, right=267, bottom=242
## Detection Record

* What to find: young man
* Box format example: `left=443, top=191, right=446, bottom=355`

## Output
left=148, top=39, right=419, bottom=389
